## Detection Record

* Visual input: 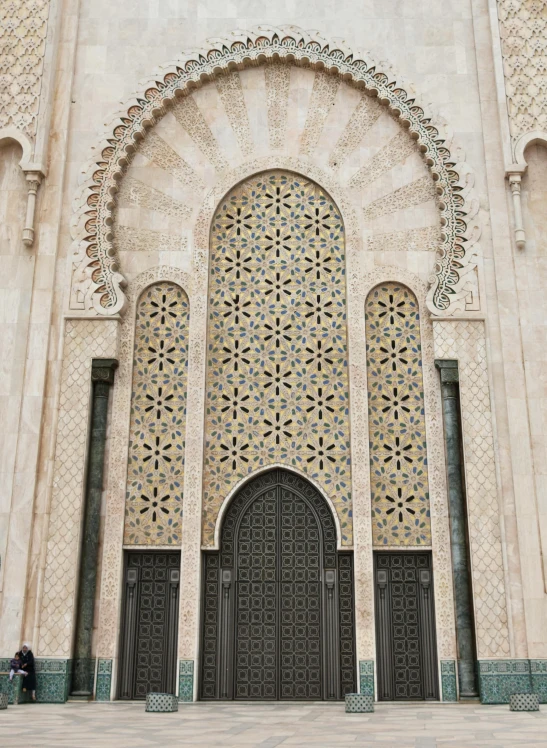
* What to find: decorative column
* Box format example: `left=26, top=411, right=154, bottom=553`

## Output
left=22, top=169, right=44, bottom=247
left=435, top=359, right=478, bottom=698
left=506, top=165, right=527, bottom=251
left=71, top=359, right=118, bottom=697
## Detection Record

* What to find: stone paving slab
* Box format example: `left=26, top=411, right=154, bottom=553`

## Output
left=0, top=701, right=546, bottom=747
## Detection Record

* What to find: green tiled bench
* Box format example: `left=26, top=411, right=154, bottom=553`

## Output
left=0, top=673, right=27, bottom=705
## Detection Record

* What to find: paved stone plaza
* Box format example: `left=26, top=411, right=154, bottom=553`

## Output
left=1, top=701, right=546, bottom=747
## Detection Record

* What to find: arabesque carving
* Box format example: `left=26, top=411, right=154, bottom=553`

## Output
left=0, top=0, right=50, bottom=138
left=498, top=0, right=547, bottom=141
left=70, top=26, right=480, bottom=318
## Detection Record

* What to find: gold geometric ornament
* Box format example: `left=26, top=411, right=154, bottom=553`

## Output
left=366, top=283, right=431, bottom=546
left=203, top=170, right=352, bottom=545
left=124, top=282, right=189, bottom=544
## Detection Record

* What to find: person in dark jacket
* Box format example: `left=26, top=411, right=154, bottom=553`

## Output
left=18, top=644, right=37, bottom=701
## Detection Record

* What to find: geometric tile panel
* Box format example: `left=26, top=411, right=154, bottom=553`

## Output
left=359, top=660, right=375, bottom=697
left=178, top=660, right=194, bottom=702
left=531, top=660, right=547, bottom=704
left=203, top=171, right=351, bottom=544
left=124, top=283, right=189, bottom=544
left=96, top=659, right=113, bottom=701
left=440, top=660, right=457, bottom=702
left=366, top=284, right=431, bottom=545
left=0, top=661, right=25, bottom=705
left=34, top=659, right=73, bottom=704
left=0, top=659, right=74, bottom=704
left=477, top=659, right=532, bottom=705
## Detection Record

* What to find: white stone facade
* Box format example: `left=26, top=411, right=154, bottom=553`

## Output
left=0, top=0, right=546, bottom=703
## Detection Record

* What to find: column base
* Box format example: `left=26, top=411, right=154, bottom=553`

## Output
left=70, top=658, right=95, bottom=697
left=69, top=693, right=92, bottom=701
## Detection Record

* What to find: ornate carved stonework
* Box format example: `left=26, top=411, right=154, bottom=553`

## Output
left=39, top=319, right=118, bottom=657
left=498, top=0, right=547, bottom=140
left=0, top=0, right=50, bottom=138
left=433, top=320, right=510, bottom=658
left=69, top=26, right=481, bottom=318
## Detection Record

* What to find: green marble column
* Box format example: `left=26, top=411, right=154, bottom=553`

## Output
left=435, top=359, right=478, bottom=698
left=71, top=359, right=118, bottom=697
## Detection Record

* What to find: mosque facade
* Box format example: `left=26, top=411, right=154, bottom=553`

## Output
left=0, top=0, right=546, bottom=704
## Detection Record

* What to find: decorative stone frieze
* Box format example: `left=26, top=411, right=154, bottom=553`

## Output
left=0, top=0, right=51, bottom=138
left=69, top=26, right=481, bottom=318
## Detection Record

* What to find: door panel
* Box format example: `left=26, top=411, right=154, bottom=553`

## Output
left=200, top=469, right=356, bottom=700
left=235, top=489, right=278, bottom=699
left=375, top=552, right=439, bottom=701
left=278, top=487, right=322, bottom=699
left=119, top=551, right=180, bottom=699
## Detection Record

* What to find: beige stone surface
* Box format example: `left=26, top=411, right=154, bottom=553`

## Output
left=2, top=701, right=547, bottom=747
left=0, top=141, right=33, bottom=642
left=0, top=0, right=545, bottom=694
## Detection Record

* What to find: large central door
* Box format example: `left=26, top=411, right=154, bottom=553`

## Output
left=201, top=469, right=356, bottom=700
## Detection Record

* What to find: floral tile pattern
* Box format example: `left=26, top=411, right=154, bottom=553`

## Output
left=203, top=171, right=351, bottom=545
left=124, top=283, right=189, bottom=544
left=366, top=284, right=431, bottom=545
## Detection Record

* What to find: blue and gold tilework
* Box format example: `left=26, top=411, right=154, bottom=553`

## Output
left=365, top=284, right=431, bottom=546
left=203, top=171, right=352, bottom=545
left=124, top=282, right=189, bottom=545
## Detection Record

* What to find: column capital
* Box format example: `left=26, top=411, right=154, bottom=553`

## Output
left=91, top=359, right=118, bottom=386
left=434, top=359, right=459, bottom=384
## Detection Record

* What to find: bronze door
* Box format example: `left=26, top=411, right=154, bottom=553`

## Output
left=375, top=552, right=439, bottom=700
left=201, top=469, right=356, bottom=700
left=118, top=551, right=180, bottom=699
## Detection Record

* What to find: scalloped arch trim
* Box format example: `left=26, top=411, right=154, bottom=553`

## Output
left=70, top=25, right=479, bottom=317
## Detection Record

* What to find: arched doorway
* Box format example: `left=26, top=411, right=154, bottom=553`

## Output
left=200, top=469, right=356, bottom=700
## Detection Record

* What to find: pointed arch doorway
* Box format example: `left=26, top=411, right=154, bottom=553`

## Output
left=200, top=469, right=356, bottom=700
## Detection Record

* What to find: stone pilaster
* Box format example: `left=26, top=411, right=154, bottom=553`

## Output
left=71, top=359, right=117, bottom=697
left=435, top=359, right=478, bottom=698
